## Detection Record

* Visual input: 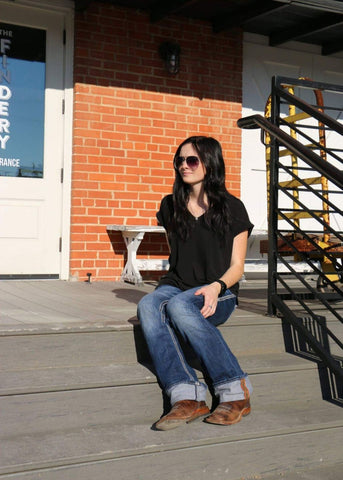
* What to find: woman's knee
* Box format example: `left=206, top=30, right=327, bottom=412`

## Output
left=137, top=293, right=151, bottom=312
left=137, top=294, right=155, bottom=324
left=137, top=291, right=166, bottom=330
left=165, top=294, right=183, bottom=319
left=166, top=293, right=202, bottom=328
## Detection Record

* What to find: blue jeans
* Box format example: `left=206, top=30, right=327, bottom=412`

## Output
left=137, top=284, right=252, bottom=406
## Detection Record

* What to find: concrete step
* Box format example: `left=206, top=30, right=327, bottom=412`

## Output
left=1, top=429, right=341, bottom=480
left=1, top=280, right=342, bottom=479
left=0, top=316, right=288, bottom=372
left=0, top=351, right=316, bottom=395
left=0, top=280, right=151, bottom=333
left=1, top=369, right=343, bottom=477
left=255, top=462, right=343, bottom=480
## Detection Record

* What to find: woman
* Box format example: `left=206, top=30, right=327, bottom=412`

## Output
left=137, top=136, right=253, bottom=431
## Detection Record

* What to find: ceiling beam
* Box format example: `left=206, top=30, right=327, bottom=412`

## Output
left=150, top=0, right=198, bottom=23
left=286, top=0, right=343, bottom=15
left=269, top=13, right=343, bottom=46
left=212, top=1, right=289, bottom=34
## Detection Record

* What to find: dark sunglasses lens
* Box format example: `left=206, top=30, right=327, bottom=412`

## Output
left=174, top=155, right=200, bottom=169
left=186, top=156, right=199, bottom=169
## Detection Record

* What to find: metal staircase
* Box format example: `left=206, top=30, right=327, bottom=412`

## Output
left=238, top=76, right=343, bottom=404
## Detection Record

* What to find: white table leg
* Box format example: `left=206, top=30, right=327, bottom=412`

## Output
left=121, top=231, right=145, bottom=284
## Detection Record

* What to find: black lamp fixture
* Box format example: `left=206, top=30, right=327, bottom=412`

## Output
left=159, top=41, right=181, bottom=75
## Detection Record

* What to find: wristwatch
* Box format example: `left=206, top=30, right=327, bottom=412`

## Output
left=214, top=279, right=227, bottom=297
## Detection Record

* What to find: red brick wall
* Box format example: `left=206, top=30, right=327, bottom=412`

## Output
left=71, top=2, right=243, bottom=281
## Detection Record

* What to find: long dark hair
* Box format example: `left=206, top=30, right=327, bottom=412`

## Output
left=172, top=136, right=232, bottom=240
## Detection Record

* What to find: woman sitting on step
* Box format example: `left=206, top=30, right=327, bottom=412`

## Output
left=137, top=136, right=254, bottom=430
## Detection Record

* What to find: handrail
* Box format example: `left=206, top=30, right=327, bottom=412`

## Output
left=273, top=75, right=343, bottom=96
left=237, top=114, right=343, bottom=189
left=238, top=77, right=343, bottom=400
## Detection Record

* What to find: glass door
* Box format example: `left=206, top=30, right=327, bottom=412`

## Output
left=0, top=3, right=65, bottom=277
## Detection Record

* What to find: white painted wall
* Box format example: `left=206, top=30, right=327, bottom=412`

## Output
left=241, top=34, right=343, bottom=271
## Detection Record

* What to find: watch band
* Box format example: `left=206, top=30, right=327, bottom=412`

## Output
left=214, top=279, right=227, bottom=297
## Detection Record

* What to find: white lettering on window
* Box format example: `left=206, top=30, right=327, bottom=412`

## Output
left=0, top=36, right=11, bottom=151
left=0, top=118, right=10, bottom=132
left=0, top=135, right=10, bottom=149
left=0, top=86, right=11, bottom=100
left=0, top=38, right=11, bottom=54
left=0, top=101, right=9, bottom=116
left=0, top=157, right=20, bottom=167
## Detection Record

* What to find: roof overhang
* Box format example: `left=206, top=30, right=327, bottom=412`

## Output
left=74, top=0, right=343, bottom=55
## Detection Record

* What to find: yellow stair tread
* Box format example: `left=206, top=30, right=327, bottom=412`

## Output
left=279, top=177, right=322, bottom=188
left=279, top=211, right=325, bottom=220
left=284, top=111, right=311, bottom=123
left=280, top=211, right=325, bottom=219
left=266, top=143, right=318, bottom=159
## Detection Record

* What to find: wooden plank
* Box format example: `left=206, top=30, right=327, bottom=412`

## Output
left=4, top=429, right=342, bottom=480
left=0, top=280, right=154, bottom=329
left=137, top=259, right=169, bottom=271
left=1, top=371, right=343, bottom=476
left=279, top=176, right=322, bottom=188
left=107, top=224, right=165, bottom=234
left=266, top=143, right=317, bottom=159
left=0, top=352, right=316, bottom=396
left=0, top=322, right=288, bottom=375
left=284, top=111, right=311, bottom=123
left=260, top=237, right=343, bottom=254
left=280, top=211, right=324, bottom=220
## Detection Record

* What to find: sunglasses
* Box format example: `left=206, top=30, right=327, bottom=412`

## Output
left=174, top=155, right=200, bottom=170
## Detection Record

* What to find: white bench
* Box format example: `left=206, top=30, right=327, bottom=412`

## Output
left=107, top=225, right=169, bottom=284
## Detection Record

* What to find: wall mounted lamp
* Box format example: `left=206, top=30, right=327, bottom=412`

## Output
left=159, top=41, right=181, bottom=75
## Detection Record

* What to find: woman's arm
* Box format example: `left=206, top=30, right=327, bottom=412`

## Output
left=219, top=229, right=248, bottom=290
left=195, top=230, right=248, bottom=318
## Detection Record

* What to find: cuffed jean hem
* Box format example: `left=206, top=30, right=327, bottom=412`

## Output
left=214, top=375, right=253, bottom=402
left=167, top=381, right=208, bottom=406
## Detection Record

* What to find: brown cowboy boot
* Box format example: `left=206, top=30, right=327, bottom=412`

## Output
left=155, top=400, right=210, bottom=431
left=205, top=378, right=251, bottom=426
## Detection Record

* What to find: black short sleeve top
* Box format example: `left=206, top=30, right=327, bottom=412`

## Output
left=156, top=194, right=253, bottom=296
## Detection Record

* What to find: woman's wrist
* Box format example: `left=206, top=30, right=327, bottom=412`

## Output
left=214, top=279, right=227, bottom=297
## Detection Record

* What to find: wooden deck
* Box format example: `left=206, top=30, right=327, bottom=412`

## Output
left=1, top=279, right=342, bottom=479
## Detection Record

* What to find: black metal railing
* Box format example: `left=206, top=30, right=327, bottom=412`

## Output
left=238, top=76, right=343, bottom=404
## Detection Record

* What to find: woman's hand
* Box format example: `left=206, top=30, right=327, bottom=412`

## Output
left=195, top=282, right=221, bottom=318
left=194, top=231, right=249, bottom=318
